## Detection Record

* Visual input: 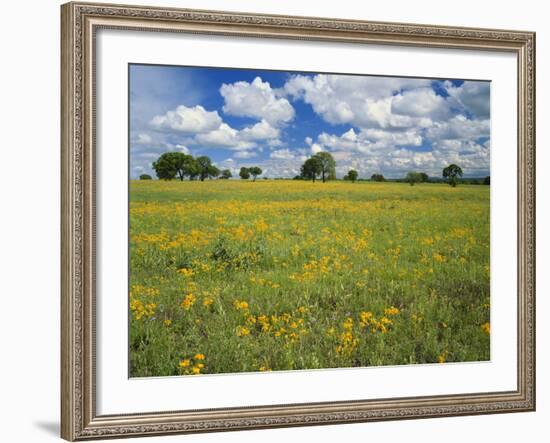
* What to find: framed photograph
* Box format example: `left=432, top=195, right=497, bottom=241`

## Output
left=61, top=1, right=536, bottom=440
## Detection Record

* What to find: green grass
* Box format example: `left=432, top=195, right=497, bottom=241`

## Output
left=129, top=180, right=490, bottom=377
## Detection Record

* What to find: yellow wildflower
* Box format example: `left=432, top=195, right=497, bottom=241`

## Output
left=236, top=326, right=250, bottom=337
left=438, top=350, right=449, bottom=364
left=180, top=293, right=197, bottom=310
left=176, top=267, right=195, bottom=277
left=359, top=311, right=374, bottom=328
left=233, top=300, right=249, bottom=311
left=384, top=306, right=400, bottom=316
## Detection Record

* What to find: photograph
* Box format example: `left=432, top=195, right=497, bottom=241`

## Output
left=128, top=64, right=491, bottom=377
left=57, top=2, right=536, bottom=439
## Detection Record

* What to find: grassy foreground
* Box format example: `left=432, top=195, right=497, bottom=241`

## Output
left=129, top=180, right=490, bottom=377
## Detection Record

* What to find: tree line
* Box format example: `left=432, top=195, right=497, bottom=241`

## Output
left=142, top=151, right=488, bottom=187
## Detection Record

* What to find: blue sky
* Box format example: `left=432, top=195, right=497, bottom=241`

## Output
left=130, top=64, right=490, bottom=179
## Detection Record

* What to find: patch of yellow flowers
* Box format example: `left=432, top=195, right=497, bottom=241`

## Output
left=336, top=318, right=358, bottom=357
left=233, top=302, right=309, bottom=344
left=130, top=299, right=157, bottom=320
left=359, top=306, right=400, bottom=333
left=180, top=293, right=197, bottom=310
left=179, top=353, right=206, bottom=375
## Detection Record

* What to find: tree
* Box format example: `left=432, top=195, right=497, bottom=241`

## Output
left=300, top=157, right=322, bottom=182
left=220, top=169, right=232, bottom=179
left=419, top=172, right=429, bottom=183
left=483, top=176, right=490, bottom=185
left=185, top=158, right=200, bottom=180
left=239, top=167, right=250, bottom=180
left=195, top=156, right=216, bottom=181
left=406, top=172, right=422, bottom=186
left=152, top=152, right=198, bottom=181
left=139, top=174, right=152, bottom=180
left=371, top=173, right=385, bottom=182
left=208, top=165, right=220, bottom=180
left=248, top=166, right=263, bottom=181
left=313, top=152, right=336, bottom=183
left=152, top=152, right=178, bottom=180
left=442, top=164, right=463, bottom=187
left=345, top=169, right=358, bottom=182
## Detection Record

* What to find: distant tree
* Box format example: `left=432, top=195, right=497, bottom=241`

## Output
left=185, top=158, right=200, bottom=180
left=208, top=165, right=220, bottom=180
left=239, top=167, right=251, bottom=180
left=483, top=176, right=490, bottom=185
left=406, top=172, right=422, bottom=186
left=419, top=172, right=429, bottom=183
left=195, top=156, right=215, bottom=181
left=442, top=164, right=464, bottom=187
left=328, top=171, right=337, bottom=181
left=139, top=174, right=152, bottom=180
left=248, top=166, right=263, bottom=181
left=300, top=157, right=322, bottom=182
left=293, top=175, right=303, bottom=180
left=346, top=169, right=358, bottom=183
left=152, top=152, right=182, bottom=180
left=313, top=152, right=336, bottom=183
left=220, top=169, right=232, bottom=179
left=371, top=173, right=386, bottom=182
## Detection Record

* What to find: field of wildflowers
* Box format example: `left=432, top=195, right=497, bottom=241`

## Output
left=129, top=180, right=490, bottom=377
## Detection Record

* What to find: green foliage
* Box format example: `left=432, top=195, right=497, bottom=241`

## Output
left=344, top=169, right=358, bottom=183
left=139, top=174, right=152, bottom=180
left=152, top=152, right=204, bottom=181
left=248, top=166, right=263, bottom=181
left=239, top=167, right=251, bottom=180
left=371, top=173, right=386, bottom=182
left=208, top=165, right=220, bottom=180
left=220, top=169, right=232, bottom=179
left=313, top=152, right=336, bottom=183
left=300, top=157, right=322, bottom=182
left=419, top=172, right=429, bottom=183
left=152, top=152, right=178, bottom=180
left=442, top=164, right=464, bottom=187
left=406, top=172, right=422, bottom=186
left=195, top=156, right=218, bottom=181
left=483, top=176, right=490, bottom=185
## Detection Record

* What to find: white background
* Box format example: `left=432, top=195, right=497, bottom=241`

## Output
left=0, top=0, right=547, bottom=442
left=97, top=29, right=517, bottom=414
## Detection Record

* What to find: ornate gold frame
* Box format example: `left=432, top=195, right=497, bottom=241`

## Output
left=61, top=2, right=536, bottom=440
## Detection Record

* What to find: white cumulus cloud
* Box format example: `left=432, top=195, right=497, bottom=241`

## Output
left=445, top=81, right=490, bottom=119
left=150, top=105, right=222, bottom=133
left=234, top=151, right=258, bottom=159
left=426, top=114, right=489, bottom=141
left=270, top=148, right=295, bottom=160
left=195, top=123, right=256, bottom=150
left=220, top=76, right=295, bottom=126
left=283, top=74, right=438, bottom=129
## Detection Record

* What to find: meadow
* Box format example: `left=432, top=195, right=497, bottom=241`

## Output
left=129, top=180, right=490, bottom=377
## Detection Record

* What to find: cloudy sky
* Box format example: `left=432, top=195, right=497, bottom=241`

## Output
left=130, top=64, right=490, bottom=179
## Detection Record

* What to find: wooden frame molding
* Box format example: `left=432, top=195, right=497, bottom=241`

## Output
left=61, top=2, right=535, bottom=440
